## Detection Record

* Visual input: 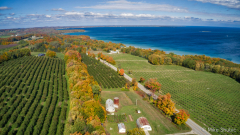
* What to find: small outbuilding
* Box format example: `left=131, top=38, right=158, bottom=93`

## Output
left=118, top=123, right=126, bottom=133
left=136, top=117, right=152, bottom=131
left=38, top=53, right=45, bottom=57
left=106, top=99, right=115, bottom=113
left=110, top=50, right=119, bottom=54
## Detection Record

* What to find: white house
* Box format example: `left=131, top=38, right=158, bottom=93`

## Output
left=136, top=117, right=152, bottom=131
left=118, top=123, right=126, bottom=133
left=106, top=99, right=115, bottom=113
left=110, top=50, right=119, bottom=54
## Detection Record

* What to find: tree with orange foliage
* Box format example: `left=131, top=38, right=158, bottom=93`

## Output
left=156, top=93, right=175, bottom=116
left=106, top=56, right=116, bottom=65
left=139, top=77, right=145, bottom=83
left=118, top=69, right=124, bottom=76
left=64, top=50, right=81, bottom=62
left=144, top=78, right=161, bottom=93
left=46, top=50, right=56, bottom=57
left=173, top=109, right=190, bottom=125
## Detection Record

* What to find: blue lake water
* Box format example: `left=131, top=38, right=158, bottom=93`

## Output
left=65, top=26, right=240, bottom=64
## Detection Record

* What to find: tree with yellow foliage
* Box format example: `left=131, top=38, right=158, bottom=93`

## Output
left=156, top=93, right=175, bottom=116
left=46, top=50, right=56, bottom=57
left=65, top=50, right=106, bottom=135
left=173, top=109, right=190, bottom=125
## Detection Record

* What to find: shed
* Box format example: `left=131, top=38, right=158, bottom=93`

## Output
left=106, top=99, right=115, bottom=113
left=38, top=53, right=45, bottom=57
left=136, top=117, right=152, bottom=131
left=118, top=123, right=126, bottom=133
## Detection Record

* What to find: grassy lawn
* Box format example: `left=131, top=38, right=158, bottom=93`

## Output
left=31, top=52, right=65, bottom=59
left=101, top=88, right=191, bottom=135
left=98, top=52, right=240, bottom=135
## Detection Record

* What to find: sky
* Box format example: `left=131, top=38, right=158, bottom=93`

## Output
left=0, top=0, right=240, bottom=29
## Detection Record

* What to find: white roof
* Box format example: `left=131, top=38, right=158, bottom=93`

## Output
left=106, top=99, right=115, bottom=112
left=118, top=123, right=126, bottom=130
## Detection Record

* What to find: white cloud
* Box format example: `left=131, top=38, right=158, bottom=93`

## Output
left=10, top=13, right=15, bottom=16
left=65, top=12, right=84, bottom=15
left=136, top=14, right=156, bottom=18
left=59, top=11, right=240, bottom=22
left=61, top=11, right=211, bottom=22
left=0, top=6, right=11, bottom=10
left=76, top=0, right=188, bottom=12
left=2, top=11, right=240, bottom=26
left=51, top=8, right=65, bottom=11
left=193, top=0, right=240, bottom=8
left=120, top=13, right=134, bottom=17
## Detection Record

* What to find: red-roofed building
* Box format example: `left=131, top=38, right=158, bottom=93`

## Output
left=136, top=117, right=152, bottom=131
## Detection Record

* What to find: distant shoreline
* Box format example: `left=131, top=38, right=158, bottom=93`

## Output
left=64, top=27, right=240, bottom=64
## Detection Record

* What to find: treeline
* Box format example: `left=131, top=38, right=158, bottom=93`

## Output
left=28, top=35, right=88, bottom=52
left=0, top=34, right=34, bottom=45
left=24, top=34, right=123, bottom=56
left=64, top=50, right=106, bottom=135
left=0, top=40, right=29, bottom=54
left=121, top=46, right=240, bottom=82
left=0, top=48, right=31, bottom=64
left=60, top=35, right=124, bottom=52
left=97, top=52, right=116, bottom=65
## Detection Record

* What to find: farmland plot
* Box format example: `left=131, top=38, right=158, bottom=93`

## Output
left=103, top=53, right=240, bottom=135
left=81, top=53, right=126, bottom=89
left=0, top=56, right=68, bottom=135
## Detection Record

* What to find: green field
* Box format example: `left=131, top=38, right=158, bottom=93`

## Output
left=0, top=56, right=68, bottom=135
left=102, top=52, right=240, bottom=135
left=0, top=35, right=11, bottom=38
left=101, top=88, right=191, bottom=135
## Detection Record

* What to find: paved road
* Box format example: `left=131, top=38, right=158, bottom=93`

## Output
left=98, top=58, right=211, bottom=135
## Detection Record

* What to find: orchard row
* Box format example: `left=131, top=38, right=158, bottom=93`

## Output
left=0, top=56, right=69, bottom=135
left=81, top=53, right=126, bottom=89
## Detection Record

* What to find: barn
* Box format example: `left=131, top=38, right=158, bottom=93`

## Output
left=106, top=99, right=115, bottom=113
left=136, top=117, right=152, bottom=131
left=118, top=123, right=126, bottom=133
